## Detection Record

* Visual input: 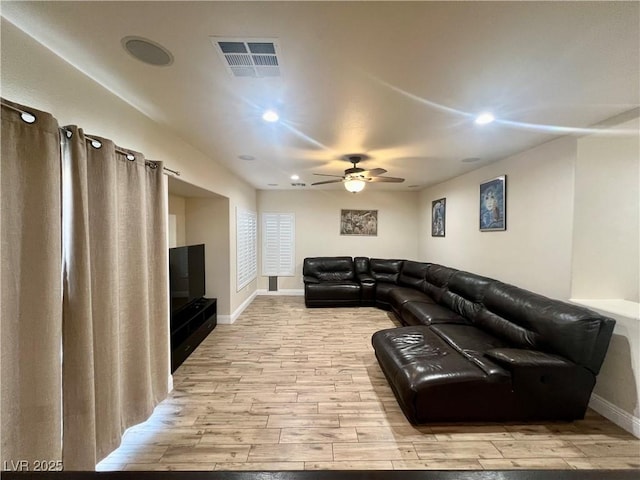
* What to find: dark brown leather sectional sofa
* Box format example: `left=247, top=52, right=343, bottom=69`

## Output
left=303, top=256, right=616, bottom=424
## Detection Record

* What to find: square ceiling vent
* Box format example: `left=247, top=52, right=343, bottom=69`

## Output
left=210, top=37, right=281, bottom=78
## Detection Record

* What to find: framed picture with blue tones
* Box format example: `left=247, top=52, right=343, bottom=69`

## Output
left=479, top=175, right=506, bottom=231
left=431, top=198, right=446, bottom=237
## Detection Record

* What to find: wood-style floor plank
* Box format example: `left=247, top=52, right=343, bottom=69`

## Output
left=96, top=296, right=639, bottom=471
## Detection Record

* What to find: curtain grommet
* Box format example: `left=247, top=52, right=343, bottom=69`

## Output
left=21, top=112, right=36, bottom=124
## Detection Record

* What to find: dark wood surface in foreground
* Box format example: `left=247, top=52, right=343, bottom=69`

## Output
left=2, top=468, right=640, bottom=480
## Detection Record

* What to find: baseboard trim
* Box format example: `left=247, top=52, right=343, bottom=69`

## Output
left=257, top=289, right=304, bottom=296
left=218, top=290, right=258, bottom=324
left=589, top=393, right=640, bottom=438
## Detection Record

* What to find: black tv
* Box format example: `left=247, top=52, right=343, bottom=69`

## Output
left=169, top=244, right=205, bottom=314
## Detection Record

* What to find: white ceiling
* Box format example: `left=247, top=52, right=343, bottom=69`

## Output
left=2, top=1, right=638, bottom=191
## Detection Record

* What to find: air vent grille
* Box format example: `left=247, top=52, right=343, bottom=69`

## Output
left=211, top=37, right=281, bottom=78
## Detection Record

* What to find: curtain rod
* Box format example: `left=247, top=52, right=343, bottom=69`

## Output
left=1, top=100, right=180, bottom=177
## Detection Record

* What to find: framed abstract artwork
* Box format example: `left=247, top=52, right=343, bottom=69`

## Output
left=431, top=198, right=446, bottom=237
left=340, top=209, right=377, bottom=236
left=479, top=175, right=506, bottom=231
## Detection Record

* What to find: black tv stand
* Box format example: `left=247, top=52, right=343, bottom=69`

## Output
left=170, top=297, right=217, bottom=372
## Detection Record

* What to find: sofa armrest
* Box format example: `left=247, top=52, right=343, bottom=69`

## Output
left=484, top=348, right=593, bottom=414
left=485, top=348, right=573, bottom=369
left=303, top=275, right=320, bottom=284
left=357, top=273, right=376, bottom=285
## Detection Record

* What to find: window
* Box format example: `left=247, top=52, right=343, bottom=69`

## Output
left=262, top=213, right=295, bottom=276
left=236, top=208, right=257, bottom=290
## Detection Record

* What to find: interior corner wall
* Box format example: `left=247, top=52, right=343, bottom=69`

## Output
left=1, top=18, right=258, bottom=315
left=168, top=195, right=187, bottom=247
left=572, top=116, right=640, bottom=302
left=571, top=116, right=640, bottom=436
left=418, top=136, right=577, bottom=300
left=256, top=189, right=420, bottom=291
left=185, top=197, right=231, bottom=316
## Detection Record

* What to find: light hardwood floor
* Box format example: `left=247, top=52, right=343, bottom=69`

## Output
left=98, top=296, right=640, bottom=471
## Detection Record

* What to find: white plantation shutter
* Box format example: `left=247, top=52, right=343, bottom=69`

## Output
left=262, top=213, right=295, bottom=276
left=236, top=208, right=257, bottom=290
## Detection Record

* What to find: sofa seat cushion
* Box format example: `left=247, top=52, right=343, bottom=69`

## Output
left=430, top=324, right=510, bottom=378
left=304, top=280, right=361, bottom=307
left=374, top=281, right=398, bottom=308
left=431, top=324, right=508, bottom=352
left=400, top=302, right=469, bottom=327
left=372, top=326, right=513, bottom=423
left=389, top=287, right=435, bottom=311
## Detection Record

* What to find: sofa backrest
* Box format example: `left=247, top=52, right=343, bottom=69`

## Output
left=303, top=256, right=355, bottom=281
left=480, top=281, right=615, bottom=374
left=440, top=271, right=494, bottom=320
left=398, top=261, right=429, bottom=290
left=354, top=257, right=370, bottom=276
left=369, top=258, right=403, bottom=284
left=424, top=264, right=457, bottom=302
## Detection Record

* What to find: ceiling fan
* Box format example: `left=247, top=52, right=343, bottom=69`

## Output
left=311, top=154, right=405, bottom=193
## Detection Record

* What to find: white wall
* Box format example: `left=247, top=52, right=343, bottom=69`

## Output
left=570, top=115, right=640, bottom=437
left=572, top=117, right=640, bottom=302
left=168, top=195, right=187, bottom=247
left=257, top=189, right=420, bottom=290
left=582, top=303, right=640, bottom=437
left=1, top=18, right=258, bottom=315
left=184, top=197, right=232, bottom=316
left=419, top=136, right=577, bottom=300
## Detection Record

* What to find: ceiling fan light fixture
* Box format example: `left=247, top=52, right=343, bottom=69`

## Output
left=344, top=178, right=366, bottom=193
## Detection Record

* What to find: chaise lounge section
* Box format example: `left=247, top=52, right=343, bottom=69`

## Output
left=302, top=256, right=616, bottom=424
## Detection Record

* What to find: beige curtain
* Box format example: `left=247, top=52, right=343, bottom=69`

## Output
left=1, top=102, right=63, bottom=464
left=1, top=98, right=169, bottom=470
left=61, top=129, right=169, bottom=468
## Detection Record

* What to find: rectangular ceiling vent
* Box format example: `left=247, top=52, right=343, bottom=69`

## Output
left=210, top=37, right=281, bottom=78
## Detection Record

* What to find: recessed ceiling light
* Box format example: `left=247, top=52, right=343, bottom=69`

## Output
left=238, top=154, right=255, bottom=161
left=290, top=174, right=299, bottom=180
left=267, top=183, right=278, bottom=187
left=122, top=36, right=174, bottom=66
left=262, top=109, right=279, bottom=122
left=475, top=112, right=495, bottom=125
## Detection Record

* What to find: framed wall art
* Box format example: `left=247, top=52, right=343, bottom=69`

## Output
left=340, top=209, right=378, bottom=236
left=431, top=198, right=446, bottom=237
left=479, top=175, right=506, bottom=231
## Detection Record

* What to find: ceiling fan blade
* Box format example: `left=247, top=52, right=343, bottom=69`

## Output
left=367, top=176, right=405, bottom=183
left=313, top=173, right=346, bottom=178
left=359, top=168, right=387, bottom=177
left=311, top=179, right=343, bottom=186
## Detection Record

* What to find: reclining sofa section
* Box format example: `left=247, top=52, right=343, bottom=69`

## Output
left=302, top=256, right=615, bottom=424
